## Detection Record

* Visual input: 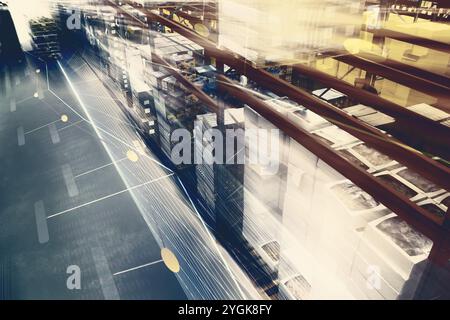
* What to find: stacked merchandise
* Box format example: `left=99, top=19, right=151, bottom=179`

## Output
left=312, top=88, right=350, bottom=109
left=131, top=80, right=156, bottom=135
left=374, top=167, right=447, bottom=219
left=108, top=37, right=130, bottom=92
left=29, top=17, right=61, bottom=61
left=154, top=93, right=184, bottom=157
left=152, top=78, right=205, bottom=159
left=196, top=113, right=219, bottom=221
left=406, top=103, right=450, bottom=123
left=244, top=98, right=298, bottom=215
left=123, top=46, right=158, bottom=136
left=352, top=213, right=433, bottom=299
left=151, top=33, right=203, bottom=65
left=266, top=65, right=293, bottom=83
left=336, top=141, right=398, bottom=174
left=195, top=109, right=245, bottom=226
left=146, top=32, right=207, bottom=161
left=343, top=104, right=396, bottom=128
left=242, top=97, right=299, bottom=273
left=274, top=102, right=447, bottom=299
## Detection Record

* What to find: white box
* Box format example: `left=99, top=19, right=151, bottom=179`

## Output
left=311, top=125, right=359, bottom=149
left=288, top=139, right=319, bottom=174
left=323, top=179, right=391, bottom=229
left=352, top=250, right=421, bottom=300
left=362, top=213, right=432, bottom=277
left=407, top=103, right=449, bottom=121
left=349, top=265, right=385, bottom=300
left=287, top=108, right=331, bottom=132
left=279, top=273, right=312, bottom=300
left=337, top=142, right=398, bottom=173
left=344, top=104, right=377, bottom=117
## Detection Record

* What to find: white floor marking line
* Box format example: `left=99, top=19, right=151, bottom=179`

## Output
left=34, top=200, right=49, bottom=244
left=113, top=259, right=163, bottom=276
left=4, top=69, right=11, bottom=93
left=51, top=64, right=173, bottom=173
left=37, top=86, right=44, bottom=100
left=177, top=176, right=248, bottom=299
left=10, top=97, right=16, bottom=112
left=91, top=246, right=120, bottom=300
left=80, top=103, right=146, bottom=133
left=57, top=119, right=84, bottom=132
left=74, top=157, right=127, bottom=179
left=49, top=123, right=60, bottom=144
left=25, top=119, right=60, bottom=135
left=16, top=96, right=33, bottom=105
left=46, top=173, right=174, bottom=219
left=17, top=126, right=25, bottom=146
left=62, top=164, right=79, bottom=197
left=45, top=63, right=49, bottom=90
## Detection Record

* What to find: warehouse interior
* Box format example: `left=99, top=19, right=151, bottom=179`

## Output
left=0, top=0, right=449, bottom=300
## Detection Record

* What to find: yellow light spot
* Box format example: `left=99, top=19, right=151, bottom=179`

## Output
left=126, top=150, right=139, bottom=162
left=33, top=92, right=39, bottom=98
left=194, top=23, right=210, bottom=38
left=36, top=69, right=41, bottom=73
left=172, top=14, right=181, bottom=23
left=60, top=114, right=69, bottom=122
left=161, top=248, right=180, bottom=273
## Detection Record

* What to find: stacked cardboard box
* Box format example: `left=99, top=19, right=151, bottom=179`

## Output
left=29, top=17, right=61, bottom=60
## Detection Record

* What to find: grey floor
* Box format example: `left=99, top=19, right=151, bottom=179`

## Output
left=0, top=59, right=186, bottom=299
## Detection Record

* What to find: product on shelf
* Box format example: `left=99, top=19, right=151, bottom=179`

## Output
left=311, top=125, right=358, bottom=149
left=260, top=240, right=280, bottom=264
left=352, top=144, right=396, bottom=168
left=287, top=108, right=331, bottom=132
left=330, top=181, right=380, bottom=211
left=394, top=167, right=445, bottom=196
left=376, top=216, right=432, bottom=257
left=354, top=213, right=432, bottom=299
left=362, top=213, right=432, bottom=276
left=337, top=142, right=397, bottom=173
left=338, top=148, right=370, bottom=171
left=344, top=104, right=377, bottom=118
left=343, top=104, right=395, bottom=127
left=375, top=172, right=421, bottom=200
left=407, top=103, right=450, bottom=121
left=312, top=88, right=346, bottom=102
left=358, top=112, right=395, bottom=127
left=325, top=180, right=391, bottom=231
left=417, top=199, right=447, bottom=219
left=281, top=274, right=312, bottom=300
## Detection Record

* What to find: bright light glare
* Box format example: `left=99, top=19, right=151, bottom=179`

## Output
left=6, top=0, right=52, bottom=49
